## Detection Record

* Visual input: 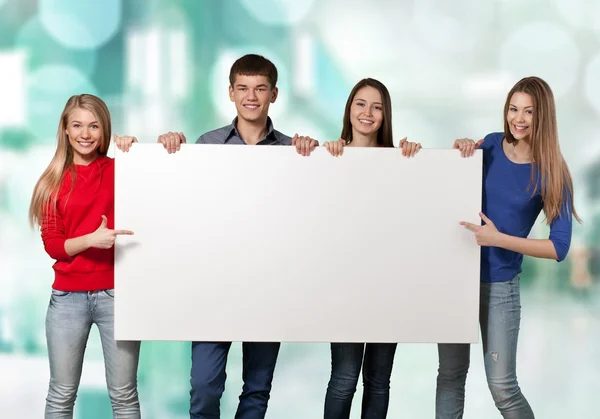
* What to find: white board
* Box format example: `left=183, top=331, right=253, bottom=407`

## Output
left=114, top=144, right=482, bottom=343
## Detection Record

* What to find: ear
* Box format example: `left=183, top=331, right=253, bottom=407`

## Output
left=270, top=86, right=278, bottom=103
left=229, top=85, right=235, bottom=102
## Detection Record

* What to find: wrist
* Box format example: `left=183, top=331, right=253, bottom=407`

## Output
left=84, top=233, right=94, bottom=249
left=494, top=232, right=508, bottom=248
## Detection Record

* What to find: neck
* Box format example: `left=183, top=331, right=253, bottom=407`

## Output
left=236, top=117, right=269, bottom=145
left=505, top=137, right=532, bottom=163
left=73, top=152, right=99, bottom=166
left=348, top=129, right=378, bottom=147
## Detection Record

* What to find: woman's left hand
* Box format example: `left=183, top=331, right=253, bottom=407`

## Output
left=399, top=137, right=422, bottom=157
left=114, top=134, right=138, bottom=152
left=460, top=212, right=501, bottom=246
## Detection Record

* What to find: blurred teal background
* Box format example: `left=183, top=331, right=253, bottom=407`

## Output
left=0, top=0, right=599, bottom=417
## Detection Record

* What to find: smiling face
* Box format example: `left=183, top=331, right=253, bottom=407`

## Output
left=229, top=74, right=278, bottom=124
left=507, top=92, right=534, bottom=142
left=65, top=107, right=102, bottom=165
left=349, top=86, right=384, bottom=137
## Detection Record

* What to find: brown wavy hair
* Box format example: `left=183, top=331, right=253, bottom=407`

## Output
left=503, top=76, right=581, bottom=224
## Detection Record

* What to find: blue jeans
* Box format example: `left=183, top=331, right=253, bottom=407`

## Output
left=45, top=289, right=141, bottom=419
left=190, top=341, right=280, bottom=419
left=324, top=343, right=397, bottom=419
left=436, top=276, right=534, bottom=418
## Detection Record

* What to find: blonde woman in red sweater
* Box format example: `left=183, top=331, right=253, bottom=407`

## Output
left=29, top=94, right=140, bottom=418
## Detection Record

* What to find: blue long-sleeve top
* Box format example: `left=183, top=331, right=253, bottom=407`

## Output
left=479, top=132, right=573, bottom=282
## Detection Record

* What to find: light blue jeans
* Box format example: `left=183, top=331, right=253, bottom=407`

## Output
left=436, top=275, right=534, bottom=419
left=45, top=289, right=141, bottom=419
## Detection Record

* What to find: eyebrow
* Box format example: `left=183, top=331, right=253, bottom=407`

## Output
left=355, top=98, right=383, bottom=105
left=509, top=104, right=533, bottom=109
left=71, top=120, right=99, bottom=124
left=236, top=84, right=268, bottom=88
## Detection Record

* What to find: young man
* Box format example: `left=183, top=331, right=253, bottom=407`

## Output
left=157, top=54, right=317, bottom=419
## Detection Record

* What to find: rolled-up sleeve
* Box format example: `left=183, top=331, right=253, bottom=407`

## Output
left=41, top=210, right=71, bottom=261
left=548, top=202, right=573, bottom=262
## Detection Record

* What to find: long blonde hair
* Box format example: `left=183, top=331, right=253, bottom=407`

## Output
left=29, top=94, right=112, bottom=227
left=503, top=77, right=581, bottom=224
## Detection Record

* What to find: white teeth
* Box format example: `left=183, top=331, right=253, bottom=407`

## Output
left=359, top=119, right=373, bottom=124
left=245, top=105, right=258, bottom=109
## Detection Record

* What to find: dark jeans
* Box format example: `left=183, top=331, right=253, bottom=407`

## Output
left=190, top=341, right=280, bottom=419
left=324, top=342, right=397, bottom=419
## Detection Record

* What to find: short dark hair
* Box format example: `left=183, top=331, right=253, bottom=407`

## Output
left=229, top=54, right=278, bottom=88
left=340, top=78, right=394, bottom=147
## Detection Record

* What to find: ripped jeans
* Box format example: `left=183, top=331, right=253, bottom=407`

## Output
left=436, top=275, right=534, bottom=419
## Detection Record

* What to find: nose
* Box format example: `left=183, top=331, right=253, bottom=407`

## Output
left=247, top=89, right=257, bottom=100
left=81, top=127, right=90, bottom=138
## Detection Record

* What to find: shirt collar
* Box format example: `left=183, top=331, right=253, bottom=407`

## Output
left=225, top=117, right=277, bottom=144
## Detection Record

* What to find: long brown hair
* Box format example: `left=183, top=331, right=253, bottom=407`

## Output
left=503, top=76, right=581, bottom=224
left=340, top=78, right=393, bottom=147
left=29, top=94, right=112, bottom=227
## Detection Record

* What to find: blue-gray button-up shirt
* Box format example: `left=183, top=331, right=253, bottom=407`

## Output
left=196, top=117, right=292, bottom=145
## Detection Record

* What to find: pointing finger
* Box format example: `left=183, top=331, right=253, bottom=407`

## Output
left=459, top=221, right=479, bottom=232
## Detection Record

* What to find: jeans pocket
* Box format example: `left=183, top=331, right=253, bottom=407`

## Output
left=50, top=289, right=70, bottom=297
left=103, top=289, right=115, bottom=298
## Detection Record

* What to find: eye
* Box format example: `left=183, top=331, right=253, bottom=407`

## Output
left=356, top=102, right=365, bottom=107
left=257, top=88, right=266, bottom=92
left=73, top=124, right=80, bottom=128
left=374, top=106, right=382, bottom=111
left=91, top=125, right=99, bottom=129
left=526, top=110, right=533, bottom=115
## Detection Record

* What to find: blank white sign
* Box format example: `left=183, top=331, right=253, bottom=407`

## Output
left=114, top=145, right=482, bottom=343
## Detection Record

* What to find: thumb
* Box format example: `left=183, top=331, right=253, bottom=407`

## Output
left=475, top=139, right=484, bottom=148
left=291, top=133, right=298, bottom=145
left=113, top=134, right=119, bottom=142
left=399, top=137, right=407, bottom=146
left=100, top=215, right=108, bottom=229
left=479, top=212, right=493, bottom=225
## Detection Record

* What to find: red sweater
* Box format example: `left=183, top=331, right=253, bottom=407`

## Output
left=41, top=156, right=115, bottom=291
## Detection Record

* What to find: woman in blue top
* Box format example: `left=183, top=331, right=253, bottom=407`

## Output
left=437, top=76, right=581, bottom=418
